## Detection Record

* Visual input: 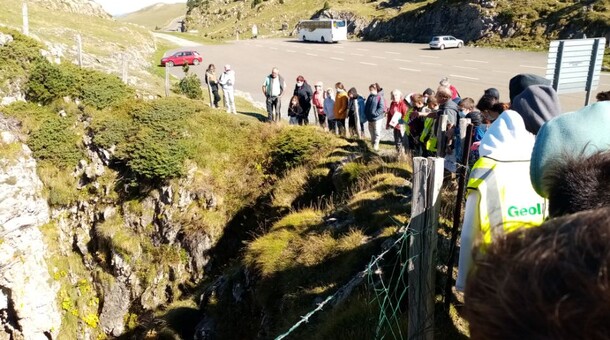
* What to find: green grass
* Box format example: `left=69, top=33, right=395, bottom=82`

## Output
left=117, top=3, right=187, bottom=30
left=156, top=31, right=225, bottom=45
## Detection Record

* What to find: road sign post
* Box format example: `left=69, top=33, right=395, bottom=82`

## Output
left=546, top=37, right=606, bottom=106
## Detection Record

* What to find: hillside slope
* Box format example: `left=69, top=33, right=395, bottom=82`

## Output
left=117, top=3, right=187, bottom=30
left=0, top=0, right=164, bottom=97
left=185, top=0, right=609, bottom=67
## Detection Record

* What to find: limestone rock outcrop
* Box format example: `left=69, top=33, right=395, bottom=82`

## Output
left=0, top=127, right=61, bottom=339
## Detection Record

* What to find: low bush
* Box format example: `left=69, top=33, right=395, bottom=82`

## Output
left=26, top=60, right=133, bottom=109
left=29, top=118, right=83, bottom=169
left=0, top=28, right=44, bottom=83
left=266, top=127, right=335, bottom=176
left=177, top=73, right=202, bottom=99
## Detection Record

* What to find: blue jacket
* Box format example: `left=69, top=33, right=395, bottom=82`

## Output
left=364, top=93, right=385, bottom=122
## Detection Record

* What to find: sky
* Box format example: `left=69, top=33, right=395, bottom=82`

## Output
left=95, top=0, right=186, bottom=16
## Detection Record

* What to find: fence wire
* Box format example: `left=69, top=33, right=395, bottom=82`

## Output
left=274, top=223, right=417, bottom=340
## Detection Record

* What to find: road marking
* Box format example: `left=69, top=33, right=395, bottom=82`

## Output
left=360, top=61, right=377, bottom=66
left=372, top=55, right=386, bottom=59
left=464, top=59, right=488, bottom=63
left=520, top=64, right=545, bottom=69
left=399, top=67, right=421, bottom=72
left=393, top=58, right=413, bottom=62
left=306, top=53, right=318, bottom=57
left=357, top=48, right=369, bottom=51
left=285, top=49, right=296, bottom=53
left=450, top=74, right=480, bottom=80
left=420, top=62, right=441, bottom=66
left=330, top=57, right=345, bottom=61
left=420, top=55, right=439, bottom=59
left=350, top=53, right=364, bottom=56
left=453, top=65, right=477, bottom=70
left=385, top=51, right=400, bottom=55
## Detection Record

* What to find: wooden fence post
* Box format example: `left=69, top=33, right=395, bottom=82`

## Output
left=435, top=115, right=448, bottom=158
left=76, top=34, right=82, bottom=67
left=22, top=2, right=29, bottom=36
left=165, top=64, right=170, bottom=97
left=444, top=124, right=474, bottom=309
left=408, top=157, right=444, bottom=340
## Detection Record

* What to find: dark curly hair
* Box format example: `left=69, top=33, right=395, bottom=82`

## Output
left=465, top=207, right=610, bottom=340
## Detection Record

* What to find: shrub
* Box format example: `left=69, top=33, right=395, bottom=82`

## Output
left=26, top=61, right=78, bottom=104
left=29, top=118, right=83, bottom=169
left=26, top=60, right=132, bottom=109
left=177, top=73, right=202, bottom=100
left=78, top=67, right=133, bottom=109
left=103, top=98, right=203, bottom=182
left=322, top=1, right=330, bottom=10
left=266, top=127, right=333, bottom=175
left=0, top=28, right=44, bottom=82
left=252, top=0, right=262, bottom=9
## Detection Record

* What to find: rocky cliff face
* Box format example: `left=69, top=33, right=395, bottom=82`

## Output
left=29, top=0, right=110, bottom=18
left=0, top=120, right=61, bottom=339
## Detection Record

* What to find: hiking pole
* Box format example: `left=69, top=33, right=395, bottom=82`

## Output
left=444, top=123, right=473, bottom=309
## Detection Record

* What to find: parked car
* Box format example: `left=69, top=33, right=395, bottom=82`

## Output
left=429, top=36, right=464, bottom=50
left=160, top=50, right=202, bottom=67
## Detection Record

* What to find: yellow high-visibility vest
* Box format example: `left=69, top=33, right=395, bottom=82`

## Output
left=467, top=156, right=547, bottom=245
left=420, top=118, right=436, bottom=152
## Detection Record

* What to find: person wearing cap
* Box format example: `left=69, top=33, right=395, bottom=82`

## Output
left=294, top=75, right=313, bottom=125
left=262, top=67, right=286, bottom=122
left=483, top=88, right=500, bottom=102
left=218, top=64, right=237, bottom=114
left=312, top=82, right=325, bottom=128
left=530, top=101, right=610, bottom=217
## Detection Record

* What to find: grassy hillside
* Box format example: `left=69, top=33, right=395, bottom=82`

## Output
left=0, top=0, right=164, bottom=94
left=117, top=2, right=187, bottom=30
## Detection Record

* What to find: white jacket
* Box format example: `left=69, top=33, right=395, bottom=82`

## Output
left=456, top=110, right=536, bottom=291
left=219, top=70, right=235, bottom=89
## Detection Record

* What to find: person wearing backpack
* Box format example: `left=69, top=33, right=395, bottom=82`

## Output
left=365, top=83, right=386, bottom=151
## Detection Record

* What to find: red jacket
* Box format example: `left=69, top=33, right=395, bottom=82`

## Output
left=312, top=90, right=324, bottom=115
left=386, top=100, right=408, bottom=130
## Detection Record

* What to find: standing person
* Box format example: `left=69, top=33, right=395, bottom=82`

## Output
left=404, top=93, right=425, bottom=153
left=436, top=86, right=459, bottom=157
left=287, top=95, right=302, bottom=125
left=204, top=64, right=220, bottom=108
left=386, top=89, right=408, bottom=154
left=294, top=76, right=313, bottom=125
left=456, top=110, right=547, bottom=292
left=422, top=88, right=435, bottom=104
left=440, top=77, right=460, bottom=104
left=324, top=88, right=336, bottom=134
left=218, top=64, right=236, bottom=114
left=334, top=82, right=349, bottom=136
left=364, top=84, right=386, bottom=151
left=419, top=96, right=439, bottom=156
left=262, top=67, right=286, bottom=122
left=347, top=87, right=364, bottom=138
left=312, top=82, right=326, bottom=128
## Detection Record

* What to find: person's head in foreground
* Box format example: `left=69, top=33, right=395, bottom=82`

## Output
left=465, top=206, right=610, bottom=340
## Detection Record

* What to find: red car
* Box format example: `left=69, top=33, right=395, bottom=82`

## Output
left=160, top=50, right=202, bottom=67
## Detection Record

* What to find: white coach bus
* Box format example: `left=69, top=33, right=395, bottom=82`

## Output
left=297, top=19, right=348, bottom=43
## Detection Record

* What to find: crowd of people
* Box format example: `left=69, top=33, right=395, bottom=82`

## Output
left=202, top=60, right=610, bottom=337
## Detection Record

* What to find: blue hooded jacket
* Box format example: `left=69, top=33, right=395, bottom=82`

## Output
left=364, top=92, right=385, bottom=122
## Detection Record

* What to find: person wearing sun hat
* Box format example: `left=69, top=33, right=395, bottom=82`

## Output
left=530, top=101, right=610, bottom=203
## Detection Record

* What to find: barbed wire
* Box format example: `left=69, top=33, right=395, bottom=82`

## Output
left=274, top=222, right=413, bottom=340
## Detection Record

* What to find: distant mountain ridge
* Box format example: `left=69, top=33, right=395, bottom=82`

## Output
left=117, top=2, right=187, bottom=30
left=31, top=0, right=110, bottom=18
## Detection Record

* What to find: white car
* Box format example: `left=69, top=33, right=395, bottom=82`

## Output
left=429, top=36, right=464, bottom=50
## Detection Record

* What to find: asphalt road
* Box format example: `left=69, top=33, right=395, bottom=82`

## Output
left=166, top=38, right=610, bottom=116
